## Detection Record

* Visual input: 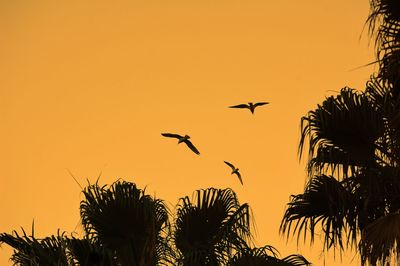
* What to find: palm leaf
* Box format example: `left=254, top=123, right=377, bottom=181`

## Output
left=365, top=77, right=400, bottom=166
left=173, top=188, right=252, bottom=265
left=227, top=246, right=311, bottom=266
left=299, top=88, right=385, bottom=176
left=0, top=228, right=68, bottom=266
left=80, top=180, right=171, bottom=265
left=280, top=175, right=357, bottom=251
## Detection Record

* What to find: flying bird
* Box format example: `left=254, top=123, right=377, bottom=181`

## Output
left=229, top=102, right=269, bottom=114
left=224, top=161, right=243, bottom=185
left=161, top=133, right=200, bottom=155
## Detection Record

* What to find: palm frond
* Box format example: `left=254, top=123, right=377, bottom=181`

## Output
left=367, top=1, right=400, bottom=90
left=0, top=228, right=68, bottom=265
left=307, top=146, right=355, bottom=178
left=280, top=175, right=357, bottom=252
left=226, top=246, right=311, bottom=266
left=367, top=0, right=400, bottom=51
left=80, top=180, right=171, bottom=265
left=299, top=88, right=385, bottom=175
left=280, top=254, right=311, bottom=266
left=173, top=188, right=252, bottom=265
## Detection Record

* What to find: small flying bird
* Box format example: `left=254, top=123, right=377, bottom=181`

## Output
left=224, top=161, right=243, bottom=185
left=161, top=133, right=200, bottom=155
left=229, top=102, right=269, bottom=114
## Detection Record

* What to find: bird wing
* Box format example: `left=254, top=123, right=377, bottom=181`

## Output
left=229, top=104, right=249, bottom=109
left=234, top=171, right=243, bottom=185
left=184, top=139, right=200, bottom=155
left=254, top=102, right=269, bottom=107
left=161, top=133, right=182, bottom=139
left=224, top=161, right=235, bottom=170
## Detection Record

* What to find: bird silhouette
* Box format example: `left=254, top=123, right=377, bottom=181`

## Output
left=224, top=161, right=243, bottom=185
left=229, top=102, right=269, bottom=114
left=161, top=133, right=200, bottom=155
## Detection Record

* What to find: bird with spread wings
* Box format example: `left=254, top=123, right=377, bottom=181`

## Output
left=229, top=102, right=269, bottom=114
left=161, top=133, right=200, bottom=155
left=224, top=161, right=243, bottom=185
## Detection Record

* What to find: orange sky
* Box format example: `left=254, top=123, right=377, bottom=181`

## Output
left=1, top=1, right=375, bottom=265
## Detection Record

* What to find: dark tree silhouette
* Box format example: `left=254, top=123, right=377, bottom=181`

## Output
left=172, top=188, right=251, bottom=265
left=281, top=1, right=400, bottom=265
left=1, top=181, right=311, bottom=265
left=79, top=180, right=173, bottom=266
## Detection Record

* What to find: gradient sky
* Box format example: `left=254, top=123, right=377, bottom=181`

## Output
left=1, top=1, right=375, bottom=265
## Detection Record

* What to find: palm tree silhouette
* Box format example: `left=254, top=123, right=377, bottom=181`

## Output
left=1, top=181, right=311, bottom=265
left=281, top=1, right=400, bottom=263
left=173, top=188, right=251, bottom=265
left=0, top=229, right=69, bottom=265
left=79, top=180, right=173, bottom=265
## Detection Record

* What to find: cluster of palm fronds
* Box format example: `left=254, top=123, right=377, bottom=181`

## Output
left=280, top=1, right=400, bottom=265
left=1, top=180, right=311, bottom=266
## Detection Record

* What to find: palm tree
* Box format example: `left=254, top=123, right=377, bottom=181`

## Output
left=172, top=188, right=252, bottom=266
left=280, top=0, right=400, bottom=260
left=280, top=85, right=400, bottom=265
left=79, top=180, right=173, bottom=266
left=1, top=182, right=312, bottom=265
left=0, top=227, right=69, bottom=265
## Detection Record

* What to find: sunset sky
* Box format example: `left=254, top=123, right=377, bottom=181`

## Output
left=1, top=1, right=375, bottom=265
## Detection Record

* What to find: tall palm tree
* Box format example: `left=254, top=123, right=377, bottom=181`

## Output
left=280, top=85, right=400, bottom=265
left=172, top=188, right=252, bottom=266
left=280, top=1, right=400, bottom=259
left=79, top=180, right=173, bottom=266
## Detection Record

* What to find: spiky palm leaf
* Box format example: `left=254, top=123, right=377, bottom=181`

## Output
left=80, top=180, right=172, bottom=266
left=280, top=255, right=312, bottom=266
left=280, top=175, right=357, bottom=251
left=369, top=0, right=400, bottom=22
left=173, top=188, right=252, bottom=266
left=226, top=245, right=311, bottom=266
left=368, top=1, right=400, bottom=88
left=299, top=88, right=385, bottom=177
left=0, top=228, right=68, bottom=266
left=366, top=77, right=400, bottom=166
